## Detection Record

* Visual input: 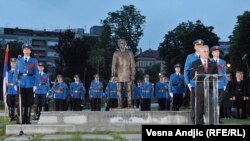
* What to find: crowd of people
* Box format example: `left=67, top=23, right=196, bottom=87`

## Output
left=4, top=39, right=250, bottom=125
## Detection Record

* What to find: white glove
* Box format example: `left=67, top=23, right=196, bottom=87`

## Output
left=33, top=86, right=37, bottom=92
left=183, top=93, right=185, bottom=98
left=169, top=93, right=173, bottom=98
left=223, top=86, right=226, bottom=91
left=187, top=83, right=192, bottom=91
left=14, top=85, right=17, bottom=91
left=46, top=92, right=49, bottom=97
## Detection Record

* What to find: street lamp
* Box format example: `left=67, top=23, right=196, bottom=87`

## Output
left=227, top=63, right=231, bottom=68
left=158, top=73, right=161, bottom=76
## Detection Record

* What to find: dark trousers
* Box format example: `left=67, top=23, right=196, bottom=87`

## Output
left=158, top=98, right=167, bottom=110
left=132, top=99, right=140, bottom=108
left=54, top=99, right=65, bottom=111
left=172, top=94, right=183, bottom=111
left=218, top=89, right=224, bottom=118
left=90, top=98, right=101, bottom=111
left=19, top=88, right=33, bottom=124
left=141, top=99, right=151, bottom=111
left=34, top=94, right=46, bottom=119
left=7, top=95, right=18, bottom=121
left=72, top=98, right=82, bottom=111
left=105, top=99, right=118, bottom=111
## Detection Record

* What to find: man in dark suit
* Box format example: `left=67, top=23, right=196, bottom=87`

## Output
left=190, top=45, right=218, bottom=125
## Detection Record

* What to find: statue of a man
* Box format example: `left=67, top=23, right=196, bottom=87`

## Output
left=112, top=39, right=136, bottom=108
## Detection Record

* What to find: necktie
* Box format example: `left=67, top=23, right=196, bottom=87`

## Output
left=25, top=58, right=27, bottom=63
left=40, top=73, right=42, bottom=77
left=204, top=59, right=208, bottom=73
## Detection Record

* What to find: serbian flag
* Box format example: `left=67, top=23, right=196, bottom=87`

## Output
left=3, top=45, right=9, bottom=111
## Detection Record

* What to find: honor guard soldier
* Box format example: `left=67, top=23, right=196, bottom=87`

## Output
left=140, top=74, right=154, bottom=111
left=169, top=64, right=186, bottom=111
left=184, top=39, right=203, bottom=123
left=53, top=74, right=68, bottom=111
left=89, top=74, right=103, bottom=111
left=6, top=58, right=18, bottom=122
left=132, top=81, right=141, bottom=108
left=210, top=45, right=227, bottom=120
left=105, top=77, right=118, bottom=111
left=14, top=44, right=38, bottom=124
left=34, top=62, right=50, bottom=120
left=155, top=74, right=170, bottom=111
left=70, top=74, right=85, bottom=111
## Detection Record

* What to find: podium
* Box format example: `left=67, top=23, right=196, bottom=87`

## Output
left=192, top=73, right=229, bottom=125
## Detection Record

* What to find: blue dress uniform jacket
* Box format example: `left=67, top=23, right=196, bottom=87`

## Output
left=89, top=80, right=103, bottom=98
left=34, top=72, right=50, bottom=94
left=168, top=73, right=186, bottom=94
left=14, top=57, right=38, bottom=88
left=155, top=82, right=170, bottom=99
left=184, top=53, right=199, bottom=87
left=53, top=82, right=68, bottom=100
left=105, top=82, right=118, bottom=99
left=70, top=82, right=85, bottom=99
left=7, top=69, right=17, bottom=95
left=132, top=84, right=140, bottom=100
left=214, top=59, right=228, bottom=89
left=140, top=82, right=154, bottom=99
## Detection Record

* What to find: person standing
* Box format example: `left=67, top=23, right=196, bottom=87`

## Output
left=34, top=62, right=50, bottom=120
left=111, top=39, right=136, bottom=108
left=169, top=64, right=186, bottom=111
left=184, top=39, right=203, bottom=123
left=89, top=74, right=103, bottom=111
left=190, top=45, right=218, bottom=125
left=6, top=58, right=18, bottom=122
left=155, top=74, right=169, bottom=110
left=140, top=74, right=154, bottom=111
left=70, top=74, right=85, bottom=111
left=53, top=74, right=68, bottom=111
left=14, top=44, right=38, bottom=124
left=210, top=45, right=227, bottom=120
left=105, top=77, right=118, bottom=111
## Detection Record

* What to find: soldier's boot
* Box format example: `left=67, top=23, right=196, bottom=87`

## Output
left=33, top=105, right=38, bottom=120
left=38, top=107, right=45, bottom=120
left=14, top=108, right=19, bottom=123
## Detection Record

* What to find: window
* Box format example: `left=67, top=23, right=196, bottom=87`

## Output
left=47, top=41, right=58, bottom=47
left=47, top=51, right=59, bottom=57
left=32, top=39, right=46, bottom=47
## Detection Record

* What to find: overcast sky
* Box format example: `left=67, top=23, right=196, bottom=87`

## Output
left=0, top=0, right=249, bottom=51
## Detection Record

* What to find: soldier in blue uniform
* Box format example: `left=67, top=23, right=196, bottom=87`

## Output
left=169, top=64, right=186, bottom=111
left=132, top=80, right=141, bottom=108
left=210, top=45, right=227, bottom=119
left=105, top=77, right=118, bottom=111
left=6, top=58, right=18, bottom=122
left=183, top=39, right=203, bottom=122
left=14, top=44, right=38, bottom=124
left=89, top=74, right=103, bottom=111
left=155, top=74, right=170, bottom=110
left=140, top=74, right=154, bottom=111
left=70, top=74, right=85, bottom=111
left=52, top=74, right=68, bottom=111
left=34, top=62, right=50, bottom=120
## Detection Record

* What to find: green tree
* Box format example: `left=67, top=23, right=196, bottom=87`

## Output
left=158, top=20, right=220, bottom=76
left=144, top=63, right=161, bottom=84
left=102, top=5, right=146, bottom=55
left=229, top=11, right=250, bottom=77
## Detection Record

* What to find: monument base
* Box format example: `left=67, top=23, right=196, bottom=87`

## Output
left=6, top=111, right=191, bottom=135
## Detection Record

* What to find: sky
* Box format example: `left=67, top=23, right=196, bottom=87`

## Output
left=0, top=0, right=250, bottom=51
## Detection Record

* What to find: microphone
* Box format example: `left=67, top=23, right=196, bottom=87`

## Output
left=242, top=54, right=247, bottom=60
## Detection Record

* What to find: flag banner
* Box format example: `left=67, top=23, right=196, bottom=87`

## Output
left=3, top=45, right=9, bottom=110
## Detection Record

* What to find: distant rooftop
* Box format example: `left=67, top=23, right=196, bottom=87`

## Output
left=137, top=48, right=161, bottom=60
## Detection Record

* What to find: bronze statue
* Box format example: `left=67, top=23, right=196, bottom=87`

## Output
left=111, top=39, right=136, bottom=108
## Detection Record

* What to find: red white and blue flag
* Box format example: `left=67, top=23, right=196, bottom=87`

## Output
left=3, top=45, right=9, bottom=111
